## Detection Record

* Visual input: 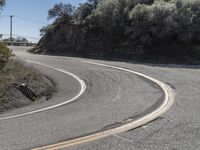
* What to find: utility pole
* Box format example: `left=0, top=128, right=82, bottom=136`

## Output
left=10, top=15, right=13, bottom=45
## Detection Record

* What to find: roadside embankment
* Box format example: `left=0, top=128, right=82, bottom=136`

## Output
left=0, top=59, right=55, bottom=113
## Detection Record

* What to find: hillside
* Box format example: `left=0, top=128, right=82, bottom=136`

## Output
left=0, top=58, right=55, bottom=113
left=34, top=0, right=200, bottom=64
left=0, top=44, right=54, bottom=113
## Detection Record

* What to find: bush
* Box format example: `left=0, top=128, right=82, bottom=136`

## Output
left=129, top=1, right=177, bottom=47
left=37, top=0, right=200, bottom=63
left=0, top=43, right=12, bottom=69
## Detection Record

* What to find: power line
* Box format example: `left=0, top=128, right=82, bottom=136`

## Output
left=13, top=15, right=48, bottom=25
left=0, top=15, right=44, bottom=43
left=0, top=14, right=48, bottom=25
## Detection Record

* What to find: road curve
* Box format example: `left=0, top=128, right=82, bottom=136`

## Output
left=33, top=60, right=175, bottom=150
left=0, top=60, right=86, bottom=121
left=0, top=46, right=175, bottom=150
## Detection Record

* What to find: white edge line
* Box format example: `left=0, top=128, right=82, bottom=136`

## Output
left=0, top=60, right=86, bottom=121
left=33, top=60, right=175, bottom=150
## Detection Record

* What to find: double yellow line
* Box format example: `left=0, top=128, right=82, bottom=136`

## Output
left=33, top=61, right=175, bottom=150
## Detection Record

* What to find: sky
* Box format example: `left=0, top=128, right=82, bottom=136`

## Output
left=0, top=0, right=87, bottom=42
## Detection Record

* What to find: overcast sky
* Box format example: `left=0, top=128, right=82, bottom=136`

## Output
left=0, top=0, right=86, bottom=42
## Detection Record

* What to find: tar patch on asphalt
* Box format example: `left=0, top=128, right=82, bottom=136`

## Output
left=165, top=82, right=176, bottom=90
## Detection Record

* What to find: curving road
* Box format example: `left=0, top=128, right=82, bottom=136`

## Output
left=0, top=46, right=199, bottom=150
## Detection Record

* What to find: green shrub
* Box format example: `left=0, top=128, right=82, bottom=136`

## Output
left=0, top=43, right=12, bottom=69
left=38, top=0, right=200, bottom=62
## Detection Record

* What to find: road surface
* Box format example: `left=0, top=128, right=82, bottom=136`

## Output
left=0, top=46, right=199, bottom=150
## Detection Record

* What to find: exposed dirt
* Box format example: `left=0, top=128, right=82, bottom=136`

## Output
left=0, top=59, right=55, bottom=113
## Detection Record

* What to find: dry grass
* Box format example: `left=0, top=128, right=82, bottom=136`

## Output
left=0, top=59, right=42, bottom=102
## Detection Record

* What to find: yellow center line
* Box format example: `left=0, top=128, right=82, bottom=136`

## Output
left=33, top=60, right=175, bottom=150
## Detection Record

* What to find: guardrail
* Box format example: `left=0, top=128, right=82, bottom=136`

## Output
left=0, top=41, right=37, bottom=46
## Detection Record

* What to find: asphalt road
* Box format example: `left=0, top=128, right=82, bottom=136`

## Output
left=0, top=46, right=199, bottom=150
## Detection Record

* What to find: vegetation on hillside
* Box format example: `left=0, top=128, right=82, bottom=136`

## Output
left=0, top=0, right=11, bottom=69
left=2, top=37, right=29, bottom=43
left=0, top=0, right=5, bottom=8
left=0, top=43, right=12, bottom=69
left=0, top=59, right=55, bottom=112
left=0, top=0, right=55, bottom=112
left=36, top=0, right=200, bottom=63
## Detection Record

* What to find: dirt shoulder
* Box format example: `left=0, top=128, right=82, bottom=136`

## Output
left=0, top=59, right=55, bottom=113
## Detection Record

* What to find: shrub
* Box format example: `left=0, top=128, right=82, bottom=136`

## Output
left=129, top=1, right=177, bottom=47
left=37, top=0, right=200, bottom=63
left=0, top=43, right=12, bottom=69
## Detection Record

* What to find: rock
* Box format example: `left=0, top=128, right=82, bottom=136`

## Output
left=17, top=83, right=37, bottom=101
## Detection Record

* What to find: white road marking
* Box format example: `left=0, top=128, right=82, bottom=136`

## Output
left=112, top=134, right=134, bottom=143
left=34, top=60, right=175, bottom=150
left=0, top=60, right=86, bottom=121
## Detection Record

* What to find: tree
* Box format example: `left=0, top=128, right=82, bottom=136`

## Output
left=88, top=0, right=100, bottom=7
left=37, top=0, right=200, bottom=63
left=0, top=43, right=12, bottom=69
left=75, top=2, right=94, bottom=24
left=0, top=34, right=2, bottom=40
left=48, top=3, right=75, bottom=21
left=87, top=0, right=129, bottom=44
left=0, top=0, right=11, bottom=70
left=15, top=37, right=28, bottom=43
left=0, top=0, right=5, bottom=8
left=40, top=25, right=53, bottom=36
